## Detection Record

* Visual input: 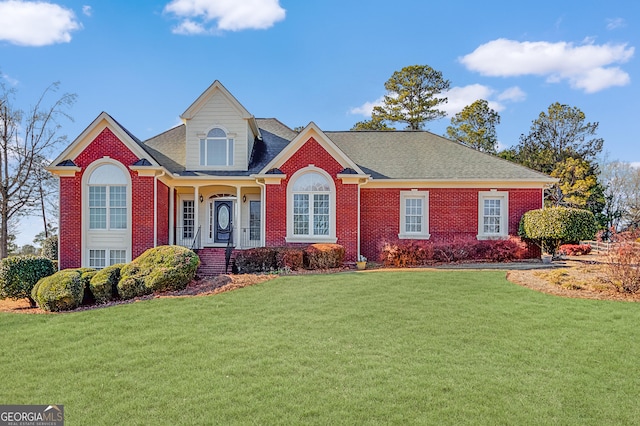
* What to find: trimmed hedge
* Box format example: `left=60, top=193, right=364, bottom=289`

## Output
left=380, top=237, right=529, bottom=267
left=235, top=247, right=304, bottom=273
left=519, top=207, right=598, bottom=255
left=31, top=269, right=84, bottom=312
left=0, top=256, right=56, bottom=306
left=90, top=263, right=123, bottom=303
left=118, top=246, right=200, bottom=300
left=304, top=244, right=345, bottom=269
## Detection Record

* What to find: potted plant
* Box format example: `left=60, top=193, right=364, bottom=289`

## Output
left=356, top=255, right=367, bottom=270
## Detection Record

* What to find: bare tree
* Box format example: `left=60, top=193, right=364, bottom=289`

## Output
left=0, top=81, right=75, bottom=258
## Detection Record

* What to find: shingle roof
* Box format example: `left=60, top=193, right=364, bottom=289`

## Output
left=326, top=130, right=554, bottom=181
left=140, top=119, right=553, bottom=182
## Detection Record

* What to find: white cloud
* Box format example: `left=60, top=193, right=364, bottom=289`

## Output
left=349, top=96, right=384, bottom=116
left=459, top=38, right=634, bottom=93
left=0, top=0, right=81, bottom=46
left=164, top=0, right=285, bottom=34
left=82, top=5, right=91, bottom=16
left=606, top=17, right=625, bottom=30
left=1, top=73, right=19, bottom=86
left=497, top=86, right=526, bottom=102
left=349, top=84, right=527, bottom=119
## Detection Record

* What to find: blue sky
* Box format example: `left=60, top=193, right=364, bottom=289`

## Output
left=1, top=0, right=638, bottom=245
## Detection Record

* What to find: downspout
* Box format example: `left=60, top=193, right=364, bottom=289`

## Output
left=357, top=178, right=363, bottom=259
left=153, top=171, right=165, bottom=247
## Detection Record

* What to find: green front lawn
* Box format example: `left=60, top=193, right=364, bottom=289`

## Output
left=1, top=271, right=639, bottom=424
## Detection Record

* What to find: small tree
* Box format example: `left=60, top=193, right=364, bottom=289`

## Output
left=446, top=99, right=500, bottom=153
left=519, top=207, right=598, bottom=257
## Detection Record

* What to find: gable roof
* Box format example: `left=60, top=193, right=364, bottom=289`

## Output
left=326, top=130, right=555, bottom=182
left=259, top=122, right=367, bottom=175
left=48, top=112, right=160, bottom=169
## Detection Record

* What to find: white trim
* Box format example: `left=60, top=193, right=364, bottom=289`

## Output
left=285, top=166, right=337, bottom=244
left=398, top=190, right=430, bottom=240
left=477, top=190, right=509, bottom=240
left=81, top=159, right=132, bottom=267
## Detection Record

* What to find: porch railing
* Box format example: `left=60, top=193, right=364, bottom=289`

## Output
left=239, top=227, right=261, bottom=249
left=176, top=226, right=201, bottom=250
left=175, top=226, right=260, bottom=249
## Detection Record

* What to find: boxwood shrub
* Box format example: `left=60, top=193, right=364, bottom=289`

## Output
left=0, top=255, right=56, bottom=306
left=31, top=269, right=84, bottom=312
left=118, top=245, right=200, bottom=300
left=90, top=263, right=123, bottom=303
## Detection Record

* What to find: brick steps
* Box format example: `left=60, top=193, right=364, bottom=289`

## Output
left=196, top=248, right=237, bottom=276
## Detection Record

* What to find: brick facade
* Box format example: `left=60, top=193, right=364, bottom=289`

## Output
left=264, top=137, right=359, bottom=261
left=360, top=187, right=543, bottom=261
left=59, top=127, right=158, bottom=268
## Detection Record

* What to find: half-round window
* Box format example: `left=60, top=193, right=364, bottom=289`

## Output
left=292, top=172, right=330, bottom=192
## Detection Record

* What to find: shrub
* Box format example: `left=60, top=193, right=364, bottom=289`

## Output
left=0, top=255, right=56, bottom=306
left=118, top=246, right=199, bottom=300
left=235, top=247, right=278, bottom=273
left=76, top=268, right=97, bottom=304
left=235, top=247, right=305, bottom=273
left=41, top=235, right=58, bottom=260
left=380, top=237, right=529, bottom=267
left=606, top=243, right=640, bottom=293
left=304, top=244, right=345, bottom=269
left=558, top=244, right=592, bottom=256
left=90, top=263, right=123, bottom=303
left=31, top=269, right=84, bottom=312
left=519, top=207, right=598, bottom=256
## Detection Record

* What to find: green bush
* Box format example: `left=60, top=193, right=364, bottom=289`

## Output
left=118, top=246, right=200, bottom=300
left=76, top=268, right=97, bottom=304
left=90, top=263, right=123, bottom=303
left=304, top=244, right=345, bottom=269
left=519, top=207, right=598, bottom=256
left=0, top=256, right=55, bottom=306
left=31, top=269, right=84, bottom=312
left=41, top=235, right=58, bottom=260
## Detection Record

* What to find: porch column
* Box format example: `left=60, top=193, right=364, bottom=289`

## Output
left=194, top=186, right=200, bottom=249
left=235, top=185, right=241, bottom=248
left=169, top=187, right=174, bottom=245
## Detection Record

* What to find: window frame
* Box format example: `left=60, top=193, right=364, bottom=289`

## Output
left=89, top=248, right=127, bottom=269
left=477, top=191, right=509, bottom=240
left=88, top=184, right=128, bottom=230
left=399, top=190, right=430, bottom=239
left=199, top=127, right=234, bottom=167
left=286, top=167, right=337, bottom=243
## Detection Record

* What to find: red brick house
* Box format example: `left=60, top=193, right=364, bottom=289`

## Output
left=47, top=81, right=555, bottom=273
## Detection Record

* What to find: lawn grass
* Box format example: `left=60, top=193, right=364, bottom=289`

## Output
left=1, top=270, right=640, bottom=424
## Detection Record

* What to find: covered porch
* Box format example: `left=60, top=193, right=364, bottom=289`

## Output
left=168, top=182, right=263, bottom=251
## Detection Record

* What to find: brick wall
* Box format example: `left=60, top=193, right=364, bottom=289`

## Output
left=59, top=127, right=154, bottom=268
left=264, top=137, right=359, bottom=261
left=360, top=187, right=543, bottom=261
left=157, top=180, right=169, bottom=246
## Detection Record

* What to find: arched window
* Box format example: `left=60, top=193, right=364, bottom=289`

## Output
left=200, top=127, right=234, bottom=166
left=287, top=169, right=336, bottom=242
left=88, top=164, right=128, bottom=230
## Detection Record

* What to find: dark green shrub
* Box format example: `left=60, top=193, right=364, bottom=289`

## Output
left=41, top=235, right=58, bottom=260
left=118, top=246, right=199, bottom=300
left=235, top=247, right=305, bottom=273
left=519, top=207, right=598, bottom=256
left=235, top=247, right=278, bottom=273
left=76, top=268, right=97, bottom=305
left=90, top=263, right=123, bottom=303
left=304, top=244, right=345, bottom=269
left=31, top=269, right=84, bottom=312
left=0, top=255, right=56, bottom=306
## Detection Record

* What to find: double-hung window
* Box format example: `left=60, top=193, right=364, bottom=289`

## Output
left=477, top=191, right=509, bottom=239
left=399, top=191, right=430, bottom=239
left=200, top=128, right=234, bottom=166
left=89, top=185, right=127, bottom=230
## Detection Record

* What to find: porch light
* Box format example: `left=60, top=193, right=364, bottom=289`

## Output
left=199, top=194, right=204, bottom=203
left=242, top=195, right=247, bottom=203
